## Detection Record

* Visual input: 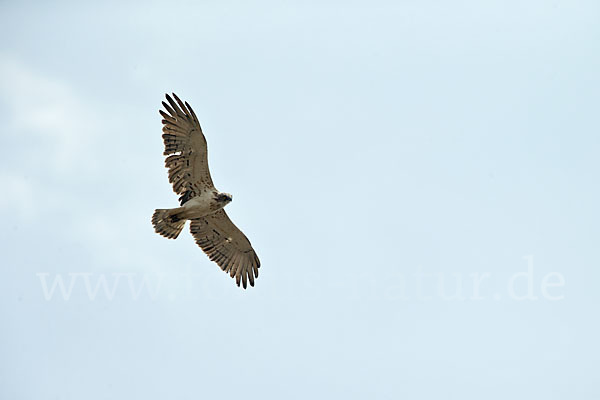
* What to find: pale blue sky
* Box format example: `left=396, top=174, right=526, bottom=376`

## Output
left=1, top=1, right=599, bottom=399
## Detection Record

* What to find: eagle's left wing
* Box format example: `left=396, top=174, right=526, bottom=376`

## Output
left=160, top=93, right=215, bottom=205
left=190, top=210, right=260, bottom=289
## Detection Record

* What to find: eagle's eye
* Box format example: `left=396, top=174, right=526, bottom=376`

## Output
left=218, top=193, right=232, bottom=202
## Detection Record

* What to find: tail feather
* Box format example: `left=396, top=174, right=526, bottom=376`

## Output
left=152, top=209, right=186, bottom=239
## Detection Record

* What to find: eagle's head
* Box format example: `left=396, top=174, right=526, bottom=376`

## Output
left=216, top=192, right=233, bottom=205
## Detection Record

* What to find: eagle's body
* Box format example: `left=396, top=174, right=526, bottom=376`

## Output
left=181, top=192, right=224, bottom=217
left=151, top=93, right=260, bottom=288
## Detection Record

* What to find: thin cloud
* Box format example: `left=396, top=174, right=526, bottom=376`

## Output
left=0, top=54, right=101, bottom=174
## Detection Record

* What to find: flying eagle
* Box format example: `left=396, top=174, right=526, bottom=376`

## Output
left=152, top=93, right=260, bottom=288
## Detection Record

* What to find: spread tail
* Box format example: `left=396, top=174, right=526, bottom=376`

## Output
left=152, top=208, right=186, bottom=239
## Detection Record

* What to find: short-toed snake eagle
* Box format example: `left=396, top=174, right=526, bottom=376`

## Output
left=152, top=93, right=260, bottom=288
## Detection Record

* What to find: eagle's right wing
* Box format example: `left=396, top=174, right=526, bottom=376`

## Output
left=190, top=210, right=260, bottom=289
left=160, top=93, right=215, bottom=205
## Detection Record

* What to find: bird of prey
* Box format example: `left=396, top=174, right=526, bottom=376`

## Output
left=152, top=93, right=260, bottom=288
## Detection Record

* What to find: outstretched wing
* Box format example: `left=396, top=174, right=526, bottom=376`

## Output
left=190, top=210, right=260, bottom=289
left=160, top=93, right=214, bottom=205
